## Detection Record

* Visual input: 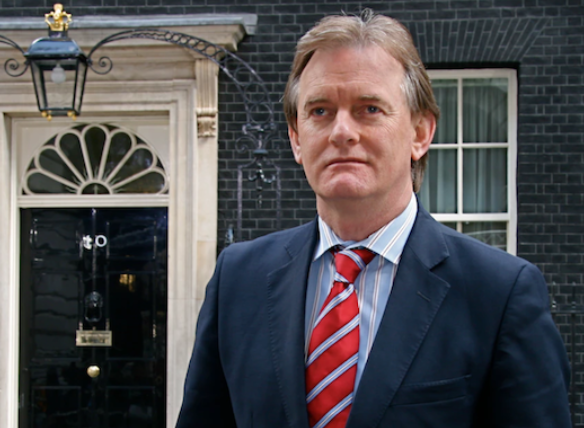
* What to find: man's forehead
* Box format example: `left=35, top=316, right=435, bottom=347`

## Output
left=297, top=47, right=405, bottom=104
left=299, top=46, right=404, bottom=83
left=303, top=44, right=402, bottom=70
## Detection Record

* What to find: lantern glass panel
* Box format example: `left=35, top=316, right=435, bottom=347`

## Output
left=29, top=61, right=47, bottom=110
left=30, top=58, right=80, bottom=114
left=45, top=59, right=77, bottom=112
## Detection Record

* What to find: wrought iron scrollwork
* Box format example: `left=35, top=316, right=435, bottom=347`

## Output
left=88, top=56, right=113, bottom=75
left=237, top=147, right=281, bottom=241
left=87, top=29, right=281, bottom=243
left=0, top=35, right=29, bottom=77
left=87, top=29, right=278, bottom=150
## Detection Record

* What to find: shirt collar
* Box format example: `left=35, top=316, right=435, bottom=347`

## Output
left=314, top=193, right=418, bottom=264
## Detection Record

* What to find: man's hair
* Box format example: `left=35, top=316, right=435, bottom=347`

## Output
left=283, top=10, right=440, bottom=192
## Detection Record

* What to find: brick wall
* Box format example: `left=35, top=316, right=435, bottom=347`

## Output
left=2, top=0, right=583, bottom=423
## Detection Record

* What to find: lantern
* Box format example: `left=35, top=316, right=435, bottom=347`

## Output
left=24, top=4, right=87, bottom=120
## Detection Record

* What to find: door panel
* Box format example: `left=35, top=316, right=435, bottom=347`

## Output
left=20, top=208, right=168, bottom=428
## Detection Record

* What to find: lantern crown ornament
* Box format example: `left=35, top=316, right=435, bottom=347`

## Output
left=45, top=3, right=73, bottom=33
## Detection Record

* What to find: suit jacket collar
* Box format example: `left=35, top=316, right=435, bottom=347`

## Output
left=266, top=220, right=317, bottom=428
left=348, top=204, right=451, bottom=428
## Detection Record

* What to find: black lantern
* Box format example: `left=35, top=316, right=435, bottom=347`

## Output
left=24, top=4, right=87, bottom=120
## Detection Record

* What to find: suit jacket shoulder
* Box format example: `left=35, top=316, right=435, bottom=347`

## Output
left=350, top=204, right=571, bottom=428
left=219, top=220, right=318, bottom=270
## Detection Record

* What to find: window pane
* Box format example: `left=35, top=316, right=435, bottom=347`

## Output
left=117, top=172, right=166, bottom=194
left=84, top=126, right=107, bottom=176
left=463, top=148, right=507, bottom=213
left=110, top=148, right=154, bottom=183
left=39, top=149, right=76, bottom=183
left=105, top=132, right=133, bottom=179
left=462, top=222, right=507, bottom=251
left=463, top=78, right=508, bottom=143
left=432, top=79, right=457, bottom=144
left=441, top=222, right=457, bottom=231
left=419, top=149, right=457, bottom=213
left=59, top=133, right=85, bottom=178
left=28, top=172, right=75, bottom=194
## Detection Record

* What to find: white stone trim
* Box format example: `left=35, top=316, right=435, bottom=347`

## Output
left=0, top=13, right=258, bottom=36
left=195, top=59, right=219, bottom=138
left=0, top=77, right=218, bottom=428
left=0, top=111, right=18, bottom=428
left=18, top=194, right=170, bottom=208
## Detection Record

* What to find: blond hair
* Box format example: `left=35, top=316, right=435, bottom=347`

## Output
left=283, top=10, right=439, bottom=192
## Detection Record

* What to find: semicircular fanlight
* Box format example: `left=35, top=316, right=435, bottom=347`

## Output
left=22, top=123, right=168, bottom=195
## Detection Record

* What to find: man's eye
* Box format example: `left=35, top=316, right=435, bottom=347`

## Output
left=366, top=106, right=380, bottom=114
left=312, top=108, right=326, bottom=116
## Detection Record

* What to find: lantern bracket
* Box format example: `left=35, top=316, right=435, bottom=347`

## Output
left=0, top=35, right=29, bottom=77
left=86, top=29, right=282, bottom=240
left=86, top=28, right=278, bottom=152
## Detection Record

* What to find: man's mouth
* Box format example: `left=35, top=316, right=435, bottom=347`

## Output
left=327, top=158, right=365, bottom=166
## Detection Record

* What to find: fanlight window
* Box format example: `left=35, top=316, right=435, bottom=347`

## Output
left=22, top=123, right=168, bottom=195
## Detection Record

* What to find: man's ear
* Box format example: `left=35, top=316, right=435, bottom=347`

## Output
left=411, top=112, right=436, bottom=161
left=288, top=125, right=303, bottom=165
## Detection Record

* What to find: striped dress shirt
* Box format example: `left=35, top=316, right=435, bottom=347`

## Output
left=304, top=193, right=418, bottom=388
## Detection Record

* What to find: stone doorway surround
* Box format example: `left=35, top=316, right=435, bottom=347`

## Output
left=0, top=13, right=257, bottom=428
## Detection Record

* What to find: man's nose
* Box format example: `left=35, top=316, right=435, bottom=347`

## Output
left=329, top=111, right=359, bottom=145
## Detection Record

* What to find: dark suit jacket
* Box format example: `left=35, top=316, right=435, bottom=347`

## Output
left=176, top=205, right=571, bottom=427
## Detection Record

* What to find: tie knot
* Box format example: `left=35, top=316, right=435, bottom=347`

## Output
left=333, top=247, right=376, bottom=286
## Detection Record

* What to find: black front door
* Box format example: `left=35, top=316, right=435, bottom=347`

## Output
left=19, top=208, right=168, bottom=428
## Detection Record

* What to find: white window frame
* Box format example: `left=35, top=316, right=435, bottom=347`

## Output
left=426, top=69, right=518, bottom=255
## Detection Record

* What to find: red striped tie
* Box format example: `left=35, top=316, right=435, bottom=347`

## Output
left=306, top=247, right=376, bottom=428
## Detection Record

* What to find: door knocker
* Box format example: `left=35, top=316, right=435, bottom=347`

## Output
left=84, top=291, right=103, bottom=324
left=76, top=291, right=113, bottom=347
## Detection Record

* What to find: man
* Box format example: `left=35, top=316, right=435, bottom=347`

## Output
left=176, top=11, right=571, bottom=428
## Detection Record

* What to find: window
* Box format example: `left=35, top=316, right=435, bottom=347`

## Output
left=21, top=123, right=168, bottom=195
left=419, top=69, right=517, bottom=254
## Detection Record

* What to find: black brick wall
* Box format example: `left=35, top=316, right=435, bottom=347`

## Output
left=2, top=0, right=583, bottom=424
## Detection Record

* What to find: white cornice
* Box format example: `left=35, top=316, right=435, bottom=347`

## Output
left=0, top=13, right=257, bottom=35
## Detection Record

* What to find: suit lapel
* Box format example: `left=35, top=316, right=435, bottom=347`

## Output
left=348, top=207, right=451, bottom=428
left=266, top=221, right=318, bottom=428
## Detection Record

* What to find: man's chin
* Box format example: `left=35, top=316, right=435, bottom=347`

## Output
left=316, top=184, right=372, bottom=202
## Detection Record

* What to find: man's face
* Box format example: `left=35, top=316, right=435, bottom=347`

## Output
left=289, top=45, right=432, bottom=211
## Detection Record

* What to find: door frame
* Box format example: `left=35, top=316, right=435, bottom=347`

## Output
left=0, top=76, right=219, bottom=428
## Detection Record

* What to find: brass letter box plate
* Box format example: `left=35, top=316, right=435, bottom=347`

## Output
left=76, top=330, right=113, bottom=347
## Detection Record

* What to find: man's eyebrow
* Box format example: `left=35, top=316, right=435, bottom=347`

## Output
left=303, top=96, right=329, bottom=110
left=359, top=94, right=385, bottom=103
left=302, top=94, right=390, bottom=110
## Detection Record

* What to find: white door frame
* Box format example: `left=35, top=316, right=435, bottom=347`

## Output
left=0, top=76, right=219, bottom=428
